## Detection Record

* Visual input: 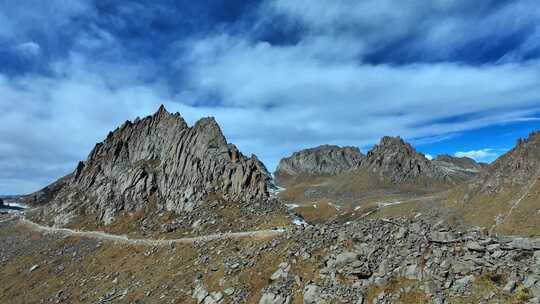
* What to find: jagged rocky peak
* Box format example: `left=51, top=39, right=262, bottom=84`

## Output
left=37, top=105, right=273, bottom=226
left=479, top=131, right=540, bottom=189
left=274, top=145, right=364, bottom=184
left=362, top=136, right=438, bottom=183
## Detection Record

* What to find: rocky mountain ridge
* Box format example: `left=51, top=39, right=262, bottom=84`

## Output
left=447, top=131, right=540, bottom=235
left=477, top=131, right=540, bottom=192
left=275, top=136, right=484, bottom=186
left=274, top=145, right=364, bottom=185
left=431, top=154, right=486, bottom=180
left=33, top=106, right=274, bottom=227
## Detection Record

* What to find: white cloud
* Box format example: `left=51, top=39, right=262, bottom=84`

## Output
left=181, top=33, right=540, bottom=164
left=0, top=54, right=169, bottom=194
left=425, top=154, right=434, bottom=160
left=15, top=41, right=41, bottom=57
left=172, top=2, right=540, bottom=172
left=455, top=149, right=498, bottom=162
left=267, top=0, right=540, bottom=61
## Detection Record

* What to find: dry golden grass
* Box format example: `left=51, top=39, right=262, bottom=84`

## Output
left=445, top=178, right=540, bottom=236
left=294, top=200, right=339, bottom=224
left=0, top=221, right=295, bottom=304
left=0, top=233, right=200, bottom=303
left=363, top=278, right=428, bottom=304
left=279, top=168, right=456, bottom=224
left=449, top=273, right=531, bottom=304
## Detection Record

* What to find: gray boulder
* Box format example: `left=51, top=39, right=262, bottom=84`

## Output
left=259, top=292, right=290, bottom=304
left=303, top=284, right=322, bottom=304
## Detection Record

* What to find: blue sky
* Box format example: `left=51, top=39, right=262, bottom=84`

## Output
left=1, top=0, right=540, bottom=194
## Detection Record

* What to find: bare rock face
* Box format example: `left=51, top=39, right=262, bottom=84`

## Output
left=476, top=131, right=540, bottom=192
left=432, top=155, right=485, bottom=180
left=274, top=145, right=364, bottom=185
left=362, top=136, right=441, bottom=183
left=37, top=106, right=272, bottom=225
left=275, top=137, right=482, bottom=188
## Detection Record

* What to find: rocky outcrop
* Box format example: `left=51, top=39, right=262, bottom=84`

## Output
left=361, top=137, right=484, bottom=184
left=36, top=106, right=273, bottom=226
left=361, top=136, right=442, bottom=183
left=478, top=131, right=540, bottom=191
left=445, top=131, right=540, bottom=235
left=274, top=145, right=363, bottom=185
left=432, top=155, right=485, bottom=180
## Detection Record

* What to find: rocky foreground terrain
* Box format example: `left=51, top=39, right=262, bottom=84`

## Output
left=1, top=107, right=540, bottom=303
left=1, top=213, right=539, bottom=303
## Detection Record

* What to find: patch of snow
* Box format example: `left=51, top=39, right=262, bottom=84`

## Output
left=285, top=204, right=300, bottom=210
left=312, top=204, right=318, bottom=209
left=269, top=186, right=286, bottom=196
left=354, top=206, right=362, bottom=211
left=377, top=201, right=403, bottom=208
left=414, top=213, right=422, bottom=219
left=4, top=202, right=28, bottom=209
left=292, top=217, right=309, bottom=226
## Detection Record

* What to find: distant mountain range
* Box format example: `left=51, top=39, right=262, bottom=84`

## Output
left=275, top=136, right=486, bottom=186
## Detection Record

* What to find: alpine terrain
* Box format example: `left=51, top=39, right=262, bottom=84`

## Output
left=0, top=107, right=539, bottom=304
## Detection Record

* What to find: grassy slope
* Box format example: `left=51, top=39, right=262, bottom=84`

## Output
left=279, top=168, right=455, bottom=224
left=444, top=178, right=540, bottom=237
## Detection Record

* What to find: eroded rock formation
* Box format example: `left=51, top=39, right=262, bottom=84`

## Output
left=478, top=131, right=540, bottom=191
left=361, top=136, right=441, bottom=183
left=35, top=106, right=273, bottom=225
left=432, top=155, right=485, bottom=180
left=274, top=145, right=364, bottom=185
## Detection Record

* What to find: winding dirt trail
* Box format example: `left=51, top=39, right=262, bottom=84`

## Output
left=15, top=217, right=285, bottom=246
